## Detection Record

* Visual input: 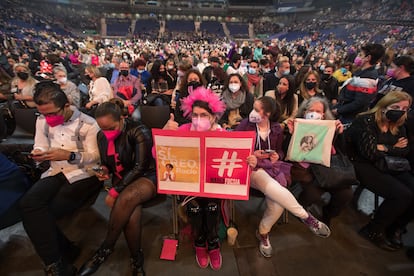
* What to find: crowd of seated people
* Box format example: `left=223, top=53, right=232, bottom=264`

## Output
left=0, top=2, right=414, bottom=275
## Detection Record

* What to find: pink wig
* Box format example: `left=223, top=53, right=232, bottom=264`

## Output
left=181, top=87, right=226, bottom=118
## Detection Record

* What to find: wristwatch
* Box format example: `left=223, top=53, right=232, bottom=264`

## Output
left=69, top=152, right=76, bottom=162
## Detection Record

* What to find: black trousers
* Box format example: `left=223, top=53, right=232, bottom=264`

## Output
left=186, top=198, right=220, bottom=249
left=20, top=172, right=102, bottom=265
left=353, top=161, right=414, bottom=233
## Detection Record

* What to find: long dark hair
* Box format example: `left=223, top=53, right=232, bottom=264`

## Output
left=274, top=75, right=296, bottom=120
left=149, top=59, right=165, bottom=81
left=259, top=96, right=280, bottom=122
left=178, top=69, right=206, bottom=98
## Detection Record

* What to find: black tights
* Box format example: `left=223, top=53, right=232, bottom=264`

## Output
left=102, top=177, right=155, bottom=256
left=186, top=198, right=220, bottom=250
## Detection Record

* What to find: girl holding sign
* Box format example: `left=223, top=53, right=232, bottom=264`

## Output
left=236, top=96, right=331, bottom=258
left=163, top=87, right=226, bottom=270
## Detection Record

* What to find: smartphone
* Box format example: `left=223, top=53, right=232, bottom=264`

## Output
left=92, top=166, right=104, bottom=173
left=264, top=149, right=275, bottom=154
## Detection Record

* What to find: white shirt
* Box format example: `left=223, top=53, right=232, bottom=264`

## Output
left=89, top=77, right=113, bottom=104
left=33, top=107, right=101, bottom=183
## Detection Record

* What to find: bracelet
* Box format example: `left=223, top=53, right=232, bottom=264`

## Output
left=108, top=187, right=119, bottom=199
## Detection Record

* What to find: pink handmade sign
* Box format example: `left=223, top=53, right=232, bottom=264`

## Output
left=152, top=129, right=256, bottom=200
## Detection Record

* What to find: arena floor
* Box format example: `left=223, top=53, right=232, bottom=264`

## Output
left=1, top=128, right=414, bottom=276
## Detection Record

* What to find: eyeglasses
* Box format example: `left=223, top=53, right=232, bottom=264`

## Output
left=44, top=107, right=63, bottom=117
left=191, top=112, right=210, bottom=119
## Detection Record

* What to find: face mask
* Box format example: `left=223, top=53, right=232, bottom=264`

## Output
left=304, top=81, right=317, bottom=90
left=263, top=68, right=270, bottom=73
left=229, top=83, right=240, bottom=93
left=385, top=109, right=405, bottom=122
left=167, top=65, right=174, bottom=70
left=123, top=55, right=128, bottom=60
left=188, top=81, right=201, bottom=89
left=305, top=111, right=322, bottom=120
left=108, top=63, right=115, bottom=69
left=45, top=114, right=65, bottom=127
left=202, top=58, right=208, bottom=64
left=386, top=68, right=395, bottom=78
left=249, top=109, right=263, bottom=123
left=248, top=67, right=257, bottom=75
left=17, top=72, right=29, bottom=80
left=85, top=75, right=92, bottom=81
left=103, top=129, right=122, bottom=141
left=120, top=70, right=129, bottom=77
left=321, top=73, right=330, bottom=81
left=354, top=56, right=363, bottom=67
left=282, top=69, right=290, bottom=76
left=177, top=70, right=185, bottom=77
left=57, top=77, right=67, bottom=84
left=319, top=65, right=325, bottom=71
left=137, top=69, right=144, bottom=74
left=191, top=117, right=211, bottom=131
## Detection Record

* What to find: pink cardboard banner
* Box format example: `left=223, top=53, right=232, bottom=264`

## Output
left=152, top=129, right=256, bottom=200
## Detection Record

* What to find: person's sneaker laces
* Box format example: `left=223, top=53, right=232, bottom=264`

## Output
left=256, top=230, right=273, bottom=257
left=208, top=248, right=222, bottom=270
left=302, top=212, right=331, bottom=238
left=195, top=246, right=209, bottom=268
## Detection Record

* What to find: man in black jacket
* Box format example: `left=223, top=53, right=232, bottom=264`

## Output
left=333, top=43, right=385, bottom=124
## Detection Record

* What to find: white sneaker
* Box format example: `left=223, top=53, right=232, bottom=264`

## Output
left=256, top=230, right=273, bottom=257
left=302, top=212, right=331, bottom=238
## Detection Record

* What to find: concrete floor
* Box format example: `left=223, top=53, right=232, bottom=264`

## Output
left=1, top=191, right=414, bottom=276
left=1, top=127, right=414, bottom=275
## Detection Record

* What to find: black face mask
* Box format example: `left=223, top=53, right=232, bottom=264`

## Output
left=385, top=109, right=405, bottom=122
left=120, top=70, right=129, bottom=77
left=304, top=81, right=317, bottom=90
left=321, top=73, right=331, bottom=81
left=17, top=72, right=29, bottom=80
left=85, top=75, right=92, bottom=81
left=188, top=81, right=201, bottom=89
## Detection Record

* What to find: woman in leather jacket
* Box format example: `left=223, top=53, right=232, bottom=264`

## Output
left=78, top=101, right=156, bottom=276
left=348, top=90, right=414, bottom=251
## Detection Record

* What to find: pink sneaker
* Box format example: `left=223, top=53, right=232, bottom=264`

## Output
left=208, top=248, right=222, bottom=271
left=195, top=246, right=209, bottom=268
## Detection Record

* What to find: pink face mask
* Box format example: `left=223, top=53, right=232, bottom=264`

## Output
left=386, top=68, right=395, bottom=78
left=103, top=129, right=122, bottom=141
left=354, top=56, right=363, bottom=67
left=45, top=114, right=65, bottom=127
left=191, top=117, right=211, bottom=131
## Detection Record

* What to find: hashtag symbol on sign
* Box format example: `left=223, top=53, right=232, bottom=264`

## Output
left=211, top=151, right=243, bottom=177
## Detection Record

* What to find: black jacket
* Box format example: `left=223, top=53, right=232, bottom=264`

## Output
left=347, top=114, right=409, bottom=163
left=97, top=119, right=155, bottom=192
left=337, top=66, right=379, bottom=122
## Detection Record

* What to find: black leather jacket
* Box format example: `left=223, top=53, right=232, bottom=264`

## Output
left=348, top=113, right=409, bottom=163
left=97, top=119, right=155, bottom=192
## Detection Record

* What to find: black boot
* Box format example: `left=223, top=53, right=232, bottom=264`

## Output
left=359, top=224, right=398, bottom=251
left=44, top=258, right=76, bottom=276
left=78, top=247, right=113, bottom=276
left=131, top=249, right=145, bottom=276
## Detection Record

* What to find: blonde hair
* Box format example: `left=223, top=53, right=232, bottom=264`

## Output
left=361, top=90, right=412, bottom=135
left=85, top=65, right=103, bottom=78
left=298, top=70, right=323, bottom=100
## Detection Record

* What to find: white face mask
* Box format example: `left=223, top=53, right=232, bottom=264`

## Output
left=305, top=111, right=323, bottom=120
left=249, top=109, right=263, bottom=123
left=202, top=58, right=208, bottom=64
left=57, top=77, right=67, bottom=84
left=229, top=83, right=240, bottom=93
left=167, top=65, right=174, bottom=70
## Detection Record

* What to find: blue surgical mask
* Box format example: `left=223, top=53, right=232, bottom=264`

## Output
left=248, top=67, right=257, bottom=75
